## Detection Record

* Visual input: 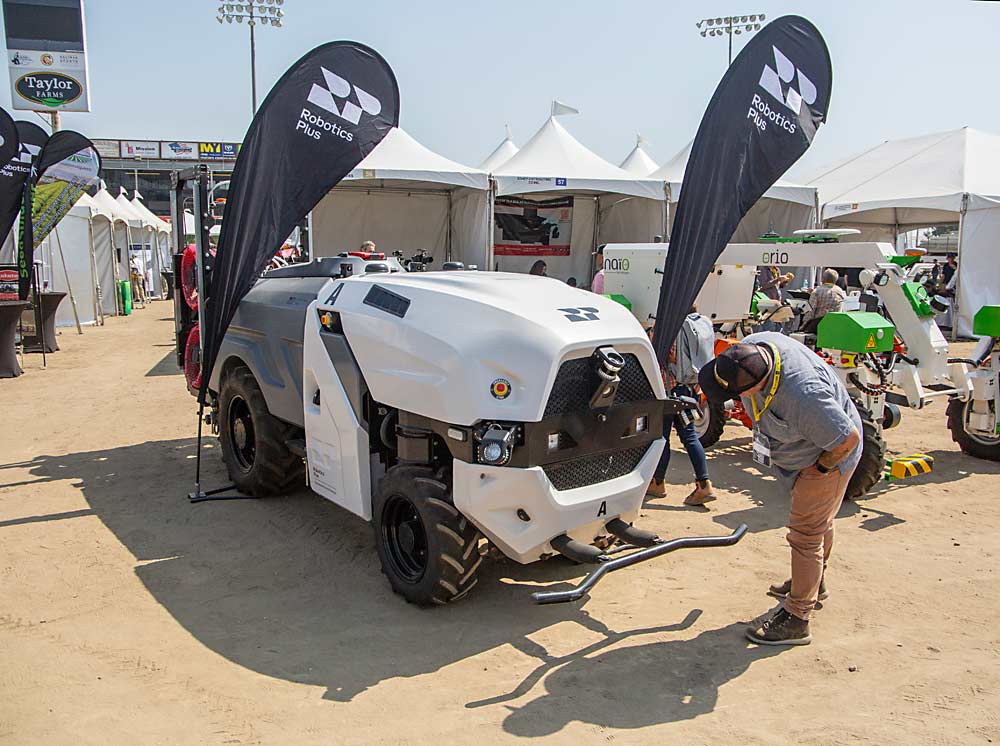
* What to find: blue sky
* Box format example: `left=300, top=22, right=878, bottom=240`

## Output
left=2, top=0, right=996, bottom=180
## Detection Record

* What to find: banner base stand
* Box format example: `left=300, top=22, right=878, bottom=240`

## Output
left=188, top=483, right=253, bottom=503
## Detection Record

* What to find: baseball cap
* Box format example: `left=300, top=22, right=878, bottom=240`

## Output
left=698, top=343, right=771, bottom=404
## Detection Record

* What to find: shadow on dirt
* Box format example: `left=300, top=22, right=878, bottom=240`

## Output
left=498, top=621, right=786, bottom=736
left=0, top=437, right=761, bottom=719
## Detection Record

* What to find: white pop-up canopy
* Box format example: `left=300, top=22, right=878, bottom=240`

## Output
left=479, top=126, right=519, bottom=172
left=311, top=127, right=490, bottom=268
left=809, top=127, right=1000, bottom=337
left=619, top=134, right=659, bottom=176
left=651, top=139, right=818, bottom=241
left=90, top=188, right=132, bottom=315
left=114, top=188, right=164, bottom=298
left=131, top=191, right=172, bottom=295
left=490, top=112, right=665, bottom=282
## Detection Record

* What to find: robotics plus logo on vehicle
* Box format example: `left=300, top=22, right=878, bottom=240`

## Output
left=559, top=307, right=600, bottom=322
left=297, top=66, right=382, bottom=142
left=748, top=46, right=817, bottom=134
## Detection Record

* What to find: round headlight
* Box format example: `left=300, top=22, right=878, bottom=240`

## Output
left=481, top=441, right=505, bottom=464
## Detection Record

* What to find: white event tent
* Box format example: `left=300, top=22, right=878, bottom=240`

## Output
left=652, top=139, right=818, bottom=241
left=809, top=127, right=1000, bottom=338
left=130, top=191, right=172, bottom=294
left=491, top=112, right=664, bottom=281
left=310, top=127, right=490, bottom=268
left=92, top=187, right=133, bottom=312
left=115, top=188, right=162, bottom=298
left=479, top=126, right=519, bottom=172
left=619, top=134, right=659, bottom=176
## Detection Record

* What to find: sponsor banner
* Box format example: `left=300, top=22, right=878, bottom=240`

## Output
left=18, top=130, right=99, bottom=298
left=0, top=264, right=18, bottom=301
left=4, top=0, right=90, bottom=112
left=198, top=41, right=399, bottom=402
left=92, top=138, right=120, bottom=159
left=0, top=121, right=47, bottom=297
left=120, top=140, right=159, bottom=159
left=493, top=196, right=572, bottom=256
left=198, top=142, right=240, bottom=160
left=161, top=140, right=198, bottom=160
left=651, top=15, right=832, bottom=360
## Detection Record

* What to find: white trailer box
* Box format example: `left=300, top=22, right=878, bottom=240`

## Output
left=602, top=244, right=756, bottom=328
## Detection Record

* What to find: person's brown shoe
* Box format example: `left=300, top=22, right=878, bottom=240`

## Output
left=768, top=577, right=829, bottom=601
left=646, top=478, right=667, bottom=498
left=746, top=608, right=812, bottom=646
left=683, top=479, right=716, bottom=506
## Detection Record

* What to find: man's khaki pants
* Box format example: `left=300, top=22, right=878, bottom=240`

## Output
left=784, top=464, right=856, bottom=620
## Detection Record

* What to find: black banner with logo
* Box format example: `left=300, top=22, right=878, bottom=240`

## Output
left=0, top=108, right=19, bottom=170
left=199, top=41, right=399, bottom=401
left=651, top=16, right=831, bottom=362
left=0, top=120, right=44, bottom=246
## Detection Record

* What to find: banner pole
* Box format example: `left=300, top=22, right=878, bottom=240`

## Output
left=53, top=227, right=83, bottom=334
left=33, top=264, right=46, bottom=369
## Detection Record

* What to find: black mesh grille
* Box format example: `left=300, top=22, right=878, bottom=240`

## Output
left=542, top=444, right=652, bottom=492
left=543, top=353, right=655, bottom=417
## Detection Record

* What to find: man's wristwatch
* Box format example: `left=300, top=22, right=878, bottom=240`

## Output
left=814, top=461, right=833, bottom=474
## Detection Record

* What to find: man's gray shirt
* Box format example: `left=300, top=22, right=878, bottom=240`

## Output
left=740, top=332, right=863, bottom=485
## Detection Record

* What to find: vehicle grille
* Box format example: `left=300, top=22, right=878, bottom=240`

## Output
left=542, top=443, right=652, bottom=492
left=543, top=353, right=655, bottom=417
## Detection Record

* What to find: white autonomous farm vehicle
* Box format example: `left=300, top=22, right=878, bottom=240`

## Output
left=178, top=254, right=747, bottom=605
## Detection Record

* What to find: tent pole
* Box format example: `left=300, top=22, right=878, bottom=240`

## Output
left=53, top=227, right=83, bottom=334
left=87, top=218, right=103, bottom=325
left=952, top=194, right=968, bottom=342
left=487, top=179, right=496, bottom=271
left=591, top=196, right=600, bottom=281
left=111, top=223, right=124, bottom=316
left=664, top=184, right=672, bottom=242
left=446, top=190, right=453, bottom=262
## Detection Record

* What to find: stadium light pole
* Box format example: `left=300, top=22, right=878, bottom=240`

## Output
left=695, top=14, right=765, bottom=66
left=215, top=0, right=287, bottom=114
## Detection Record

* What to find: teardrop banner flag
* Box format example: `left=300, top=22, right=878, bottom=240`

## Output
left=651, top=16, right=832, bottom=361
left=199, top=41, right=399, bottom=402
left=0, top=121, right=45, bottom=250
left=0, top=108, right=19, bottom=171
left=30, top=131, right=101, bottom=248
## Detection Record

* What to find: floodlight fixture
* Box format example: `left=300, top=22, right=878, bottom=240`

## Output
left=696, top=12, right=766, bottom=65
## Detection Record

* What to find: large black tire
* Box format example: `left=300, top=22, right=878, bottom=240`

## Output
left=947, top=397, right=1000, bottom=461
left=845, top=397, right=886, bottom=500
left=372, top=465, right=483, bottom=605
left=218, top=366, right=304, bottom=496
left=693, top=399, right=728, bottom=449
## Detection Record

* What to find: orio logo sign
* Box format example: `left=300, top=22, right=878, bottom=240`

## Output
left=15, top=72, right=83, bottom=108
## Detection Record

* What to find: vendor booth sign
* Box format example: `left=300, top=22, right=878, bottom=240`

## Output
left=493, top=196, right=572, bottom=256
left=161, top=141, right=198, bottom=160
left=0, top=264, right=17, bottom=301
left=199, top=142, right=240, bottom=160
left=120, top=140, right=159, bottom=159
left=4, top=0, right=91, bottom=112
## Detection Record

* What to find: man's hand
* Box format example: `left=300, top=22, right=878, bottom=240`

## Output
left=816, top=426, right=861, bottom=472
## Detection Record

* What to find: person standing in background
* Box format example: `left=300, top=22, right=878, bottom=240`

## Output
left=529, top=260, right=548, bottom=276
left=646, top=306, right=716, bottom=506
left=591, top=252, right=605, bottom=294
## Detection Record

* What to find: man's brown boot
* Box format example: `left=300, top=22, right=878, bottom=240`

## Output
left=746, top=608, right=812, bottom=646
left=684, top=479, right=716, bottom=506
left=768, top=577, right=829, bottom=601
left=646, top=478, right=667, bottom=498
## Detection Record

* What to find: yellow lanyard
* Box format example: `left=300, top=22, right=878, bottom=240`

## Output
left=750, top=344, right=781, bottom=422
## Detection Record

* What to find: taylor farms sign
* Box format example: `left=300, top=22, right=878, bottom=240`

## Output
left=14, top=71, right=83, bottom=108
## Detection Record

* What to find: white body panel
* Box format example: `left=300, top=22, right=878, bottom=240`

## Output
left=318, top=272, right=664, bottom=425
left=302, top=301, right=373, bottom=519
left=453, top=439, right=664, bottom=564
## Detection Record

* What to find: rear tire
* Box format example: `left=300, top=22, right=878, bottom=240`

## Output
left=218, top=366, right=304, bottom=496
left=845, top=397, right=886, bottom=500
left=694, top=399, right=727, bottom=449
left=947, top=397, right=1000, bottom=461
left=373, top=465, right=483, bottom=605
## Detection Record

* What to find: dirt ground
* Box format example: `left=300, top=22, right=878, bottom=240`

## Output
left=2, top=304, right=999, bottom=746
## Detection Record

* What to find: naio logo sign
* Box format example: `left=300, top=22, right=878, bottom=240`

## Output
left=748, top=46, right=817, bottom=134
left=15, top=72, right=83, bottom=108
left=297, top=66, right=383, bottom=142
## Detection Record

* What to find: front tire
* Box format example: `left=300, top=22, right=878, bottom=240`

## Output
left=845, top=397, right=886, bottom=500
left=218, top=366, right=304, bottom=496
left=693, top=399, right=727, bottom=449
left=947, top=397, right=1000, bottom=461
left=373, top=465, right=483, bottom=605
